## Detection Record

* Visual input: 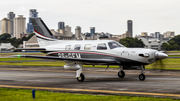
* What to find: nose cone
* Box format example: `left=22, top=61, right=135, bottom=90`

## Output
left=155, top=51, right=168, bottom=60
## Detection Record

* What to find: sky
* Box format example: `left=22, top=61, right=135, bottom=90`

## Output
left=0, top=0, right=180, bottom=36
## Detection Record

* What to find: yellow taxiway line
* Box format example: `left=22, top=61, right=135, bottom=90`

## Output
left=0, top=85, right=179, bottom=97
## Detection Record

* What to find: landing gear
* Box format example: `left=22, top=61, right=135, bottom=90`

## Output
left=139, top=73, right=145, bottom=81
left=118, top=70, right=125, bottom=78
left=118, top=66, right=125, bottom=78
left=77, top=73, right=85, bottom=82
left=139, top=65, right=146, bottom=81
left=76, top=63, right=85, bottom=82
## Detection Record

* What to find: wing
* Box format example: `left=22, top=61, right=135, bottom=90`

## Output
left=13, top=48, right=47, bottom=53
left=14, top=55, right=119, bottom=65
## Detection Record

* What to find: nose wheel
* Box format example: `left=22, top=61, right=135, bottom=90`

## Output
left=139, top=65, right=146, bottom=81
left=77, top=73, right=85, bottom=82
left=118, top=70, right=125, bottom=78
left=139, top=73, right=145, bottom=81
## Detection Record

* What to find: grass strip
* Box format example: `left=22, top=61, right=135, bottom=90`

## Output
left=168, top=55, right=180, bottom=57
left=166, top=51, right=180, bottom=53
left=0, top=87, right=178, bottom=101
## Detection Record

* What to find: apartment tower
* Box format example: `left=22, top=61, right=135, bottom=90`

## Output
left=14, top=15, right=26, bottom=38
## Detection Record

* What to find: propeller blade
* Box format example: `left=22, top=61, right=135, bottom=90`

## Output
left=152, top=59, right=165, bottom=72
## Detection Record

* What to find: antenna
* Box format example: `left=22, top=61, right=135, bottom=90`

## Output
left=80, top=33, right=85, bottom=41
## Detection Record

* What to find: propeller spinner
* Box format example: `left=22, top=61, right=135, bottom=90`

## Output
left=155, top=51, right=168, bottom=60
left=152, top=51, right=168, bottom=71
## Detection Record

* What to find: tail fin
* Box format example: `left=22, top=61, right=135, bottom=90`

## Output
left=30, top=17, right=58, bottom=47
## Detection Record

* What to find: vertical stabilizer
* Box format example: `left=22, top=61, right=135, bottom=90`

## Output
left=30, top=17, right=58, bottom=47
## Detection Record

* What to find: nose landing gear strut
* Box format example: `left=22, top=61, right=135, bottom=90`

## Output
left=139, top=65, right=145, bottom=81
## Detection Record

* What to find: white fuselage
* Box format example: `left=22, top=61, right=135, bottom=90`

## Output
left=40, top=39, right=158, bottom=65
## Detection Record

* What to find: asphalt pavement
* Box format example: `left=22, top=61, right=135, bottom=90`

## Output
left=0, top=65, right=180, bottom=99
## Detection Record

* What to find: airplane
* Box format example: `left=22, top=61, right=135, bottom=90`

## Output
left=14, top=17, right=168, bottom=82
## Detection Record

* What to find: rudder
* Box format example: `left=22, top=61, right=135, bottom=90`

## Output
left=30, top=18, right=58, bottom=47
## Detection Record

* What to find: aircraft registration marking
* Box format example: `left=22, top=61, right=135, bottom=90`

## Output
left=58, top=53, right=81, bottom=58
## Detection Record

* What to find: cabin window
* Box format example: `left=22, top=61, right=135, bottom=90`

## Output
left=74, top=44, right=81, bottom=50
left=108, top=41, right=124, bottom=49
left=84, top=44, right=91, bottom=50
left=97, top=43, right=107, bottom=50
left=65, top=45, right=71, bottom=50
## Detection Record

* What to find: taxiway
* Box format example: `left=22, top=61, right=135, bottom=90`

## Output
left=0, top=65, right=180, bottom=99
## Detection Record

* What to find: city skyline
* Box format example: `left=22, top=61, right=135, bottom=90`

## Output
left=0, top=0, right=180, bottom=36
left=27, top=9, right=38, bottom=33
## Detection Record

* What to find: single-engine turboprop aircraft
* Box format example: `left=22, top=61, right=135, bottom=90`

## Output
left=15, top=17, right=168, bottom=82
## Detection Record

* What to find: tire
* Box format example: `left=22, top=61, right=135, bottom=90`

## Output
left=118, top=70, right=125, bottom=78
left=139, top=74, right=146, bottom=81
left=77, top=73, right=85, bottom=82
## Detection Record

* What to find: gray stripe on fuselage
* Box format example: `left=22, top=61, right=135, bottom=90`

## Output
left=47, top=50, right=148, bottom=65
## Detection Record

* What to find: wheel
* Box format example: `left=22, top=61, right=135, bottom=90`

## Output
left=139, top=74, right=146, bottom=81
left=118, top=70, right=125, bottom=78
left=77, top=73, right=85, bottom=82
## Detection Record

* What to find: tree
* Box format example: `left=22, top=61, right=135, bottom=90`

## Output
left=0, top=33, right=11, bottom=43
left=161, top=35, right=180, bottom=50
left=161, top=42, right=171, bottom=50
left=172, top=44, right=179, bottom=50
left=0, top=33, right=35, bottom=48
left=119, top=37, right=145, bottom=48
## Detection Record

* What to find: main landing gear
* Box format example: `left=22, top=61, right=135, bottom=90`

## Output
left=118, top=66, right=125, bottom=78
left=76, top=64, right=85, bottom=82
left=77, top=73, right=85, bottom=82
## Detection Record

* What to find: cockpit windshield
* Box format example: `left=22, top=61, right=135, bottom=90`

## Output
left=108, top=41, right=125, bottom=49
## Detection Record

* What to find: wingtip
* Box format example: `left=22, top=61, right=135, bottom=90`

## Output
left=10, top=55, right=26, bottom=58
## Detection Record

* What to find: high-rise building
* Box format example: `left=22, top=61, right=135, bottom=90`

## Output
left=163, top=31, right=175, bottom=38
left=155, top=32, right=160, bottom=38
left=14, top=15, right=26, bottom=39
left=58, top=22, right=65, bottom=29
left=7, top=12, right=15, bottom=20
left=65, top=25, right=72, bottom=37
left=1, top=18, right=11, bottom=35
left=27, top=9, right=38, bottom=33
left=57, top=22, right=65, bottom=34
left=75, top=26, right=81, bottom=39
left=7, top=12, right=15, bottom=36
left=90, top=27, right=95, bottom=36
left=127, top=20, right=133, bottom=37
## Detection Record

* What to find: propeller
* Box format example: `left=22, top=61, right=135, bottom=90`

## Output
left=152, top=59, right=165, bottom=71
left=152, top=51, right=168, bottom=71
